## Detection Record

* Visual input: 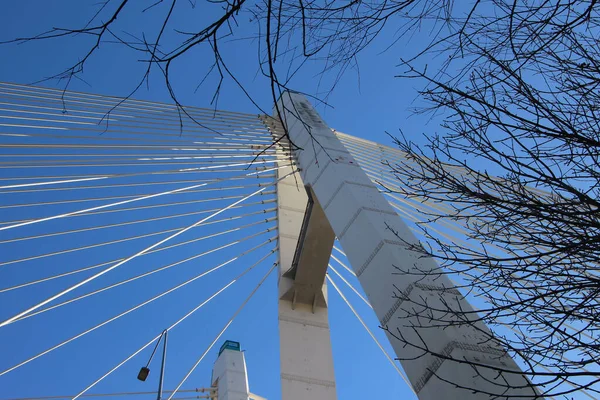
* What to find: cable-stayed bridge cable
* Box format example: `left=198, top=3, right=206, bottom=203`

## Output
left=0, top=173, right=291, bottom=327
left=70, top=254, right=278, bottom=400
left=0, top=246, right=278, bottom=376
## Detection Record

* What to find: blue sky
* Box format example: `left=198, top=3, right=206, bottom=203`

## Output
left=0, top=1, right=593, bottom=399
left=0, top=1, right=445, bottom=399
left=0, top=0, right=446, bottom=149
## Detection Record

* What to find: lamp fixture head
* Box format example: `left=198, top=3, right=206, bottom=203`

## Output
left=137, top=367, right=150, bottom=381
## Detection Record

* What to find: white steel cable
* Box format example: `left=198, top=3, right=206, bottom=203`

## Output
left=0, top=165, right=281, bottom=200
left=0, top=123, right=273, bottom=142
left=0, top=248, right=277, bottom=377
left=0, top=201, right=274, bottom=247
left=67, top=196, right=275, bottom=220
left=0, top=180, right=219, bottom=231
left=0, top=227, right=274, bottom=294
left=0, top=171, right=277, bottom=196
left=382, top=190, right=600, bottom=349
left=0, top=159, right=277, bottom=189
left=371, top=155, right=593, bottom=266
left=0, top=165, right=283, bottom=232
left=70, top=256, right=278, bottom=400
left=341, top=138, right=598, bottom=395
left=330, top=252, right=356, bottom=277
left=0, top=152, right=274, bottom=159
left=0, top=213, right=276, bottom=293
left=0, top=82, right=258, bottom=113
left=0, top=115, right=269, bottom=140
left=0, top=95, right=271, bottom=126
left=0, top=198, right=275, bottom=244
left=328, top=264, right=371, bottom=308
left=0, top=183, right=262, bottom=209
left=165, top=262, right=278, bottom=400
left=0, top=172, right=289, bottom=327
left=0, top=93, right=270, bottom=130
left=0, top=219, right=275, bottom=270
left=0, top=111, right=270, bottom=137
left=14, top=235, right=277, bottom=322
left=0, top=130, right=272, bottom=147
left=0, top=388, right=205, bottom=400
left=0, top=85, right=267, bottom=123
left=0, top=159, right=278, bottom=171
left=0, top=155, right=278, bottom=169
left=383, top=196, right=600, bottom=347
left=354, top=167, right=482, bottom=238
left=333, top=245, right=346, bottom=257
left=344, top=137, right=554, bottom=199
left=0, top=143, right=273, bottom=151
left=0, top=207, right=276, bottom=267
left=0, top=93, right=271, bottom=128
left=326, top=274, right=416, bottom=394
left=0, top=155, right=277, bottom=168
left=0, top=112, right=273, bottom=136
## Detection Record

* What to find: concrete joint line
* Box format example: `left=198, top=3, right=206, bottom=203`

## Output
left=300, top=153, right=361, bottom=182
left=293, top=131, right=317, bottom=149
left=280, top=373, right=336, bottom=388
left=414, top=341, right=511, bottom=393
left=355, top=239, right=406, bottom=277
left=380, top=284, right=415, bottom=326
left=303, top=158, right=332, bottom=186
left=278, top=180, right=305, bottom=189
left=279, top=314, right=330, bottom=329
left=278, top=205, right=309, bottom=213
left=414, top=282, right=462, bottom=296
left=279, top=233, right=302, bottom=240
left=285, top=115, right=301, bottom=134
left=338, top=206, right=399, bottom=239
left=380, top=282, right=463, bottom=326
left=323, top=181, right=379, bottom=210
left=298, top=154, right=330, bottom=185
left=298, top=145, right=357, bottom=164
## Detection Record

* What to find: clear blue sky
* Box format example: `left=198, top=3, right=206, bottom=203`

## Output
left=0, top=0, right=445, bottom=149
left=0, top=2, right=461, bottom=400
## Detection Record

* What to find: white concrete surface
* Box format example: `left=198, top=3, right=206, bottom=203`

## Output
left=275, top=92, right=540, bottom=399
left=212, top=346, right=250, bottom=400
left=261, top=116, right=337, bottom=400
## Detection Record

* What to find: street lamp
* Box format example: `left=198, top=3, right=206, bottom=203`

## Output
left=138, top=329, right=168, bottom=400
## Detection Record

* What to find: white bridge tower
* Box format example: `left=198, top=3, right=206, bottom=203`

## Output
left=261, top=93, right=540, bottom=400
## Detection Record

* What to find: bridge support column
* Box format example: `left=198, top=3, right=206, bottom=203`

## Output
left=276, top=93, right=539, bottom=399
left=211, top=341, right=249, bottom=400
left=264, top=120, right=337, bottom=400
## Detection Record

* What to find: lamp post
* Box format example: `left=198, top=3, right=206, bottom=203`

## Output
left=138, top=329, right=168, bottom=400
left=157, top=330, right=167, bottom=400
